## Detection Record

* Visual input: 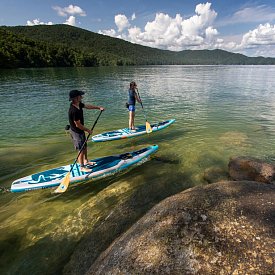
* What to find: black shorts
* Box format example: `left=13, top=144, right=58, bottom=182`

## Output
left=70, top=130, right=86, bottom=150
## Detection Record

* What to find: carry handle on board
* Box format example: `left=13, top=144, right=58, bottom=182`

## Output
left=54, top=110, right=103, bottom=194
left=136, top=89, right=152, bottom=133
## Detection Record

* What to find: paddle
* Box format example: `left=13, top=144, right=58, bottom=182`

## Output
left=136, top=89, right=152, bottom=133
left=54, top=110, right=103, bottom=194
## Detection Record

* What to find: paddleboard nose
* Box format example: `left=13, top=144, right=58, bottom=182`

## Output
left=152, top=144, right=159, bottom=151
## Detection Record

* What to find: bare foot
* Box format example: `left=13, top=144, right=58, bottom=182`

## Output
left=80, top=166, right=92, bottom=173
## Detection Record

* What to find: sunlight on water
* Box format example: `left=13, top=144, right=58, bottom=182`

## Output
left=0, top=66, right=275, bottom=273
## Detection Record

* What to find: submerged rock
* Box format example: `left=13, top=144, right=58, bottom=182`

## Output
left=86, top=181, right=274, bottom=274
left=229, top=156, right=275, bottom=184
left=203, top=166, right=229, bottom=183
left=219, top=131, right=249, bottom=147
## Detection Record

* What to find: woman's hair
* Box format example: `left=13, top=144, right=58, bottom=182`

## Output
left=130, top=81, right=137, bottom=88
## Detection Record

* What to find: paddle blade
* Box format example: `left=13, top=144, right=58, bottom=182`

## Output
left=54, top=172, right=71, bottom=193
left=146, top=121, right=152, bottom=133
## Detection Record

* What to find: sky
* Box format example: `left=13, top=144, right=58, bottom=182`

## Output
left=1, top=0, right=275, bottom=57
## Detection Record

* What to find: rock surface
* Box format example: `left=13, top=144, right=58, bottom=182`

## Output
left=229, top=156, right=275, bottom=184
left=87, top=181, right=274, bottom=274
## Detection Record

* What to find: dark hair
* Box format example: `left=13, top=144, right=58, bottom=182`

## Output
left=130, top=81, right=137, bottom=88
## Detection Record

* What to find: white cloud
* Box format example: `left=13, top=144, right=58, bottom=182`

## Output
left=205, top=26, right=218, bottom=42
left=26, top=19, right=53, bottom=26
left=223, top=5, right=275, bottom=25
left=64, top=16, right=76, bottom=26
left=217, top=23, right=275, bottom=57
left=115, top=14, right=130, bottom=32
left=53, top=5, right=86, bottom=17
left=102, top=2, right=219, bottom=51
left=251, top=45, right=275, bottom=57
left=99, top=29, right=117, bottom=37
left=51, top=4, right=86, bottom=27
left=99, top=2, right=275, bottom=57
left=240, top=23, right=275, bottom=47
left=64, top=5, right=86, bottom=16
left=181, top=2, right=217, bottom=36
left=26, top=5, right=86, bottom=27
left=127, top=26, right=142, bottom=42
left=26, top=2, right=274, bottom=57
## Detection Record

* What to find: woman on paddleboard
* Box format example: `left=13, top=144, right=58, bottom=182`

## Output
left=127, top=81, right=141, bottom=131
left=68, top=90, right=104, bottom=172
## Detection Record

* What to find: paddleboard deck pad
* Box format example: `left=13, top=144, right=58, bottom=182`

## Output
left=92, top=119, right=175, bottom=142
left=11, top=145, right=158, bottom=192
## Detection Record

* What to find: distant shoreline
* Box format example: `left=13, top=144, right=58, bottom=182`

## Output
left=1, top=25, right=275, bottom=69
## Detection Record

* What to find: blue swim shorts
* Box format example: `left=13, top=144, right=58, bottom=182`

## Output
left=128, top=105, right=135, bottom=112
left=70, top=130, right=86, bottom=150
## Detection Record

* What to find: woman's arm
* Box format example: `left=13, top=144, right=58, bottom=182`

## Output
left=135, top=92, right=142, bottom=103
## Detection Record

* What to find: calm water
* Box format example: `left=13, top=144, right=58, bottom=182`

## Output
left=1, top=66, right=275, bottom=274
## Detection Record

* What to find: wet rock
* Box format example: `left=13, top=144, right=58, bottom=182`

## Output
left=86, top=181, right=274, bottom=274
left=229, top=156, right=275, bottom=184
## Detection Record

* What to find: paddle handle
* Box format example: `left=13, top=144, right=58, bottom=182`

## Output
left=70, top=110, right=103, bottom=172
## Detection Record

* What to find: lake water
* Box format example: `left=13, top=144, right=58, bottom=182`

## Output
left=1, top=66, right=275, bottom=274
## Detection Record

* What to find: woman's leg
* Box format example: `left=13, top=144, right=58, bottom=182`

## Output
left=132, top=111, right=135, bottom=129
left=129, top=111, right=135, bottom=129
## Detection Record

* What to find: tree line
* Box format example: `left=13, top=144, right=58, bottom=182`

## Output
left=1, top=25, right=275, bottom=69
left=0, top=28, right=127, bottom=68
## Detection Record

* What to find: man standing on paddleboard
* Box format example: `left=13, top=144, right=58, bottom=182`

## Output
left=68, top=90, right=104, bottom=172
left=127, top=81, right=141, bottom=131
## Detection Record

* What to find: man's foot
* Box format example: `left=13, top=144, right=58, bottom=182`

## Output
left=84, top=161, right=97, bottom=166
left=80, top=166, right=92, bottom=173
left=130, top=127, right=137, bottom=132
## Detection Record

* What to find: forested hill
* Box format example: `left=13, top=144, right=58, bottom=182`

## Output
left=1, top=24, right=275, bottom=68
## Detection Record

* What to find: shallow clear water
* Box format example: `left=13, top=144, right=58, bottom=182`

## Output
left=1, top=66, right=275, bottom=273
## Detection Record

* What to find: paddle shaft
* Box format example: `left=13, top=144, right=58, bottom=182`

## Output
left=70, top=110, right=103, bottom=172
left=136, top=89, right=148, bottom=121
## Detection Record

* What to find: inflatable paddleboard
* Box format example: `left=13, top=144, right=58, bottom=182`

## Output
left=92, top=119, right=175, bottom=142
left=11, top=145, right=158, bottom=192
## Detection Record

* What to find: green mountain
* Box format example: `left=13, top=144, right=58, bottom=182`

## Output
left=1, top=24, right=275, bottom=68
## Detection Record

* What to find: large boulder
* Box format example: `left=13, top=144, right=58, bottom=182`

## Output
left=87, top=181, right=274, bottom=274
left=228, top=156, right=275, bottom=184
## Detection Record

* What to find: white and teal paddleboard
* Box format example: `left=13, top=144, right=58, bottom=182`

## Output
left=11, top=145, right=158, bottom=193
left=92, top=119, right=175, bottom=142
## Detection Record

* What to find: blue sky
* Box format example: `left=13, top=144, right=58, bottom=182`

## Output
left=1, top=0, right=275, bottom=57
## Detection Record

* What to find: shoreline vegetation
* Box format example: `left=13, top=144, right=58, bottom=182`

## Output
left=1, top=24, right=275, bottom=69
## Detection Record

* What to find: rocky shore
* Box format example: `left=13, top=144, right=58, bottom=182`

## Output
left=65, top=157, right=275, bottom=274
